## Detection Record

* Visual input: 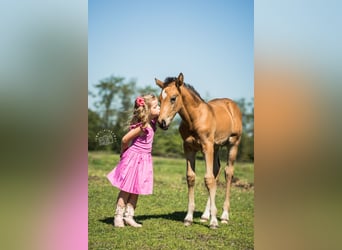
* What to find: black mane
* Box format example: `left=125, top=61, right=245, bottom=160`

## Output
left=164, top=77, right=177, bottom=86
left=163, top=77, right=204, bottom=102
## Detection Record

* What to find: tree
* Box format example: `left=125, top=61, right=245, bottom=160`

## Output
left=153, top=115, right=184, bottom=158
left=94, top=75, right=125, bottom=128
left=88, top=108, right=105, bottom=150
left=137, top=85, right=159, bottom=97
left=91, top=76, right=135, bottom=151
left=235, top=98, right=254, bottom=137
left=112, top=80, right=137, bottom=152
left=235, top=98, right=254, bottom=162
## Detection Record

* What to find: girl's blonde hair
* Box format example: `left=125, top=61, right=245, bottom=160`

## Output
left=128, top=94, right=158, bottom=129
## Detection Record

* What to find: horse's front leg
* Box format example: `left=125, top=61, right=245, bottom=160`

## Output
left=184, top=144, right=196, bottom=226
left=200, top=197, right=210, bottom=222
left=202, top=141, right=218, bottom=229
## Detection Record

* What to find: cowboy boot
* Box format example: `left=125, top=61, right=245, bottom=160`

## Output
left=114, top=205, right=125, bottom=227
left=123, top=204, right=142, bottom=227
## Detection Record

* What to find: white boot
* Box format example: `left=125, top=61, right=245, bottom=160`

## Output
left=114, top=205, right=125, bottom=228
left=123, top=205, right=142, bottom=227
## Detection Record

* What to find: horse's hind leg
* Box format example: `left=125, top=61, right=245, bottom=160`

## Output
left=201, top=146, right=221, bottom=222
left=184, top=145, right=196, bottom=226
left=221, top=136, right=241, bottom=223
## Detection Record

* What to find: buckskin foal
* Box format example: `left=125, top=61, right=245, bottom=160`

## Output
left=155, top=73, right=242, bottom=229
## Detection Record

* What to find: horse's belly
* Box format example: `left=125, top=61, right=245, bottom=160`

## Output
left=184, top=136, right=202, bottom=150
left=214, top=136, right=229, bottom=146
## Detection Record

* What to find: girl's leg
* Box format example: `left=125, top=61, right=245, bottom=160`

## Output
left=127, top=193, right=139, bottom=208
left=117, top=190, right=130, bottom=207
left=124, top=194, right=142, bottom=227
left=114, top=190, right=129, bottom=228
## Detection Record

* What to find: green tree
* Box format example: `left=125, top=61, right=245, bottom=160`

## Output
left=236, top=98, right=254, bottom=136
left=112, top=80, right=137, bottom=152
left=137, top=85, right=159, bottom=97
left=94, top=75, right=125, bottom=128
left=91, top=76, right=139, bottom=152
left=235, top=98, right=254, bottom=162
left=153, top=115, right=183, bottom=158
left=88, top=108, right=105, bottom=150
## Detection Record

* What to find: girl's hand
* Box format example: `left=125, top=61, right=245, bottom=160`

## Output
left=119, top=150, right=125, bottom=158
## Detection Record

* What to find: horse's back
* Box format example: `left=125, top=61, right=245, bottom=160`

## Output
left=208, top=98, right=242, bottom=138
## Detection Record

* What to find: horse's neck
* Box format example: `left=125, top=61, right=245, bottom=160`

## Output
left=178, top=107, right=192, bottom=129
left=178, top=88, right=204, bottom=131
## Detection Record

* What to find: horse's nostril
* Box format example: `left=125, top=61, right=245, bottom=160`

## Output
left=158, top=119, right=167, bottom=129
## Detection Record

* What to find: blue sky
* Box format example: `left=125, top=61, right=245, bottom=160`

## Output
left=88, top=0, right=254, bottom=109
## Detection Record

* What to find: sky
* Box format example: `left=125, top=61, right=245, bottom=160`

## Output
left=88, top=0, right=254, bottom=109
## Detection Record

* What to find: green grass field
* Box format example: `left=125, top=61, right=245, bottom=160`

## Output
left=88, top=151, right=254, bottom=249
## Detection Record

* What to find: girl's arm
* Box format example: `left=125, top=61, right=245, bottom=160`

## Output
left=120, top=126, right=142, bottom=155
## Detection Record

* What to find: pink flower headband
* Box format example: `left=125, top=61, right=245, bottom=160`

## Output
left=135, top=96, right=145, bottom=107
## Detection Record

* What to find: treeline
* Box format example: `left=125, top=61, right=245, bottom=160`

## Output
left=88, top=75, right=254, bottom=162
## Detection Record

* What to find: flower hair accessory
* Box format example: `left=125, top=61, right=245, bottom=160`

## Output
left=135, top=96, right=145, bottom=107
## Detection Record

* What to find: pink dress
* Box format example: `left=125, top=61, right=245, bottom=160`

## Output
left=107, top=122, right=156, bottom=195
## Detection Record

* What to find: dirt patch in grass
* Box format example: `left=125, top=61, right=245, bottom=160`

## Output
left=217, top=177, right=254, bottom=190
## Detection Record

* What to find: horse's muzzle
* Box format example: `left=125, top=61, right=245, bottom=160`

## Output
left=158, top=119, right=169, bottom=130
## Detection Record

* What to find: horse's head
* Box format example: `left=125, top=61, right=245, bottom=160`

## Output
left=155, top=72, right=184, bottom=130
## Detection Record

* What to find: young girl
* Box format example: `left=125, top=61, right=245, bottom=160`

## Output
left=107, top=94, right=160, bottom=227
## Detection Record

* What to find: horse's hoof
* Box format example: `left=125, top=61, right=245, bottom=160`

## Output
left=184, top=220, right=192, bottom=226
left=209, top=219, right=219, bottom=229
left=221, top=219, right=229, bottom=224
left=200, top=217, right=209, bottom=223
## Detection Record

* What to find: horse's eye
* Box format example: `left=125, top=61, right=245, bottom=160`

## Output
left=170, top=96, right=176, bottom=104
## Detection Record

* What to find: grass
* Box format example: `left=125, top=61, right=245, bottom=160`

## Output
left=88, top=151, right=254, bottom=249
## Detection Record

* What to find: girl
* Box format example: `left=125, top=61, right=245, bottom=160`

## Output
left=107, top=94, right=160, bottom=227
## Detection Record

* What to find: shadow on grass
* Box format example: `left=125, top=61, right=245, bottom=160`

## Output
left=99, top=211, right=204, bottom=225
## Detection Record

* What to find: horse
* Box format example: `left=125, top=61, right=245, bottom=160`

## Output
left=155, top=73, right=242, bottom=229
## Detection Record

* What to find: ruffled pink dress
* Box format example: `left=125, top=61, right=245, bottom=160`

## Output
left=107, top=121, right=156, bottom=195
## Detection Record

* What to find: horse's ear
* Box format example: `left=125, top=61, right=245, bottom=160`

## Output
left=155, top=78, right=164, bottom=88
left=176, top=72, right=184, bottom=87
